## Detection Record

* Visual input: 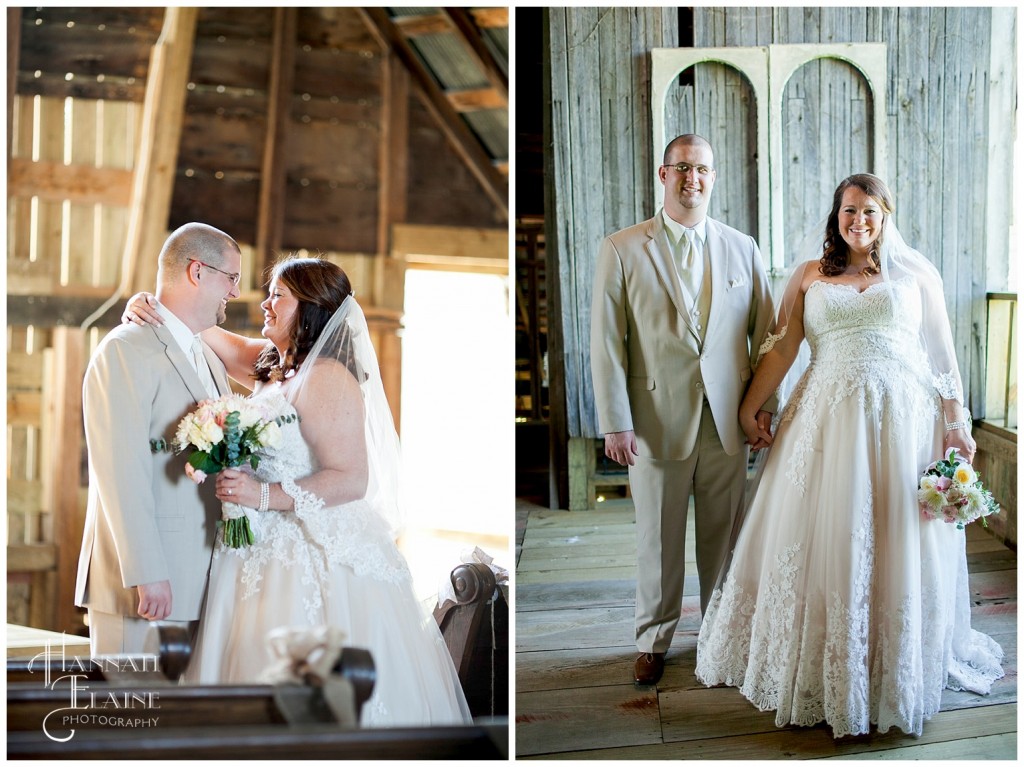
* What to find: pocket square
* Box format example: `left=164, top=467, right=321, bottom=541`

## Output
left=728, top=278, right=746, bottom=288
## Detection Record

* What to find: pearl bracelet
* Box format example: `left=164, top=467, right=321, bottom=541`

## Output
left=944, top=420, right=968, bottom=432
left=258, top=482, right=270, bottom=512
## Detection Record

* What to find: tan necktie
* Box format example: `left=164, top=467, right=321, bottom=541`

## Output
left=677, top=229, right=700, bottom=300
left=191, top=336, right=218, bottom=399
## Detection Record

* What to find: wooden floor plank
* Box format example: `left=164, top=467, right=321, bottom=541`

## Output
left=515, top=566, right=637, bottom=586
left=515, top=498, right=1017, bottom=759
left=818, top=732, right=1016, bottom=760
left=521, top=703, right=1017, bottom=760
left=515, top=685, right=662, bottom=756
left=515, top=606, right=635, bottom=652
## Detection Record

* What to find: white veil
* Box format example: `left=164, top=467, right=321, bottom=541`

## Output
left=284, top=295, right=406, bottom=536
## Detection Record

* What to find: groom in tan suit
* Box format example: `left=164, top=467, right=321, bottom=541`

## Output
left=591, top=135, right=776, bottom=685
left=76, top=222, right=241, bottom=655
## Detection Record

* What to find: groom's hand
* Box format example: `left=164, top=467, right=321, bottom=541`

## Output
left=742, top=410, right=774, bottom=451
left=605, top=430, right=638, bottom=466
left=137, top=579, right=172, bottom=621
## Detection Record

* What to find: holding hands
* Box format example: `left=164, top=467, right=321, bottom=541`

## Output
left=741, top=409, right=774, bottom=451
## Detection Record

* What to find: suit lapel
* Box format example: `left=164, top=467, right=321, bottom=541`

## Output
left=153, top=324, right=212, bottom=404
left=643, top=215, right=699, bottom=341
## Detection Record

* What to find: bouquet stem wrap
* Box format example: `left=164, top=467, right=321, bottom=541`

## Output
left=222, top=500, right=255, bottom=548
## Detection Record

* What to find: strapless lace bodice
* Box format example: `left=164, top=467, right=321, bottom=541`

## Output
left=215, top=385, right=410, bottom=623
left=803, top=277, right=924, bottom=367
left=780, top=277, right=937, bottom=494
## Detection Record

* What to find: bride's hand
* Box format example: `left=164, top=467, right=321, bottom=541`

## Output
left=216, top=468, right=260, bottom=507
left=944, top=428, right=977, bottom=464
left=741, top=408, right=773, bottom=451
left=122, top=292, right=162, bottom=326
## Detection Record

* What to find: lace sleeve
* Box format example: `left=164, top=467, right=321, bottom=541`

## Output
left=280, top=477, right=325, bottom=518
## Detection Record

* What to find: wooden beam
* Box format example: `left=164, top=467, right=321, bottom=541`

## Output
left=7, top=544, right=57, bottom=573
left=358, top=7, right=507, bottom=222
left=391, top=223, right=507, bottom=273
left=442, top=8, right=508, bottom=99
left=7, top=7, right=21, bottom=162
left=392, top=13, right=451, bottom=37
left=256, top=7, right=297, bottom=282
left=8, top=158, right=133, bottom=206
left=470, top=8, right=509, bottom=28
left=448, top=87, right=506, bottom=112
left=47, top=328, right=85, bottom=633
left=123, top=8, right=198, bottom=295
left=376, top=52, right=409, bottom=269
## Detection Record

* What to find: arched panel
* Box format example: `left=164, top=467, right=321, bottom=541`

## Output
left=653, top=47, right=770, bottom=257
left=781, top=57, right=874, bottom=268
left=663, top=61, right=760, bottom=240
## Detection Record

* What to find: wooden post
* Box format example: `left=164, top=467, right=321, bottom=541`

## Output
left=47, top=328, right=85, bottom=634
left=124, top=7, right=198, bottom=294
left=256, top=7, right=297, bottom=282
left=6, top=7, right=21, bottom=163
left=567, top=437, right=595, bottom=511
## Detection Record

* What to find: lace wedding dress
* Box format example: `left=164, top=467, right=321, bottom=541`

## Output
left=182, top=385, right=471, bottom=727
left=695, top=277, right=1004, bottom=738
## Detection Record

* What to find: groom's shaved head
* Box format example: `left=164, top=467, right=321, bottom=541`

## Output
left=158, top=222, right=240, bottom=284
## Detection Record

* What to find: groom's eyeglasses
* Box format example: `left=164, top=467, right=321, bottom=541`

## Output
left=189, top=259, right=240, bottom=286
left=661, top=163, right=714, bottom=177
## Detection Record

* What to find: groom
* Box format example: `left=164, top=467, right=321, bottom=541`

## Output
left=591, top=134, right=776, bottom=685
left=75, top=222, right=241, bottom=655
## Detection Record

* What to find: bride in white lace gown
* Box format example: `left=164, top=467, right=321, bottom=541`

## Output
left=695, top=175, right=1003, bottom=738
left=129, top=257, right=470, bottom=726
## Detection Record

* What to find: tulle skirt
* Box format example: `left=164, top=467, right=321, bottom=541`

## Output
left=695, top=375, right=1004, bottom=737
left=183, top=536, right=472, bottom=727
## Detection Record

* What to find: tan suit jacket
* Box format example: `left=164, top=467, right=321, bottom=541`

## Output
left=592, top=212, right=776, bottom=459
left=75, top=322, right=230, bottom=620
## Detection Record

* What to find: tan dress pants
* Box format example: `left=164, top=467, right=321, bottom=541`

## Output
left=629, top=399, right=748, bottom=653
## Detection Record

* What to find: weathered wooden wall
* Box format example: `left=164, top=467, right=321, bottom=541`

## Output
left=547, top=7, right=678, bottom=443
left=548, top=6, right=1015, bottom=445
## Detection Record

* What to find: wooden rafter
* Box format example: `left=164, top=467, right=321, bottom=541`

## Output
left=358, top=7, right=508, bottom=221
left=256, top=7, right=297, bottom=282
left=441, top=8, right=508, bottom=100
left=124, top=7, right=198, bottom=294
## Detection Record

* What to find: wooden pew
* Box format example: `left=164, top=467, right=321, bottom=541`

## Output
left=433, top=562, right=509, bottom=717
left=6, top=721, right=508, bottom=759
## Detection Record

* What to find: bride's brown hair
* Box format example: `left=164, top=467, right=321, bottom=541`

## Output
left=819, top=173, right=894, bottom=277
left=252, top=256, right=353, bottom=383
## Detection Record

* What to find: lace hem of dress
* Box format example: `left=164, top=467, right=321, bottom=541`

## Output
left=695, top=538, right=1005, bottom=739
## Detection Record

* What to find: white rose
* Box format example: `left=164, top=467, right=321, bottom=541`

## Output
left=258, top=421, right=283, bottom=449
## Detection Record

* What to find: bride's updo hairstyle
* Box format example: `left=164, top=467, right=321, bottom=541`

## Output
left=819, top=173, right=894, bottom=278
left=253, top=256, right=353, bottom=382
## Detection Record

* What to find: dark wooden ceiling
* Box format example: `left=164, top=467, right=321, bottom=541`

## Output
left=10, top=6, right=508, bottom=259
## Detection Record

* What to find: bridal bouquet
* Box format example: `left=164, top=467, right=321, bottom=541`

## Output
left=918, top=447, right=999, bottom=530
left=172, top=394, right=292, bottom=548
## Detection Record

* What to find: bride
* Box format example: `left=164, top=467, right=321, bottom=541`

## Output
left=695, top=174, right=1003, bottom=737
left=126, top=257, right=471, bottom=726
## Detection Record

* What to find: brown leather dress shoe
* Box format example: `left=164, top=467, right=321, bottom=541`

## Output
left=634, top=652, right=665, bottom=685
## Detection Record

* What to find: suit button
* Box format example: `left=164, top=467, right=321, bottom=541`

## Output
left=695, top=323, right=702, bottom=331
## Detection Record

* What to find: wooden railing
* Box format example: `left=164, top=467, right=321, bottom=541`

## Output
left=984, top=292, right=1017, bottom=431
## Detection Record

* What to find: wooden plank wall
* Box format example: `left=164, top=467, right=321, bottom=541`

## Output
left=548, top=6, right=1010, bottom=442
left=547, top=7, right=678, bottom=440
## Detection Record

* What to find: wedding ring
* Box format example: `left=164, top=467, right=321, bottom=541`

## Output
left=227, top=489, right=232, bottom=495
